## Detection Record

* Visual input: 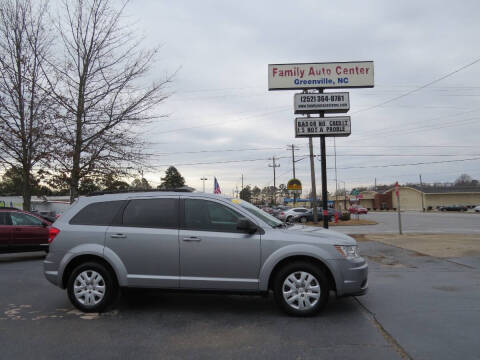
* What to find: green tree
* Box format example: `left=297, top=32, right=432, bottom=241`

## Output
left=251, top=186, right=261, bottom=204
left=131, top=178, right=152, bottom=190
left=159, top=166, right=185, bottom=189
left=78, top=178, right=101, bottom=195
left=239, top=185, right=252, bottom=202
left=101, top=173, right=129, bottom=192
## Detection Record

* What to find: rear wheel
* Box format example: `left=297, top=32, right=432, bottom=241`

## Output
left=67, top=262, right=117, bottom=313
left=273, top=261, right=329, bottom=316
left=300, top=216, right=307, bottom=223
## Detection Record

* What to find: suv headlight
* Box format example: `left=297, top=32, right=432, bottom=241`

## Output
left=335, top=245, right=359, bottom=259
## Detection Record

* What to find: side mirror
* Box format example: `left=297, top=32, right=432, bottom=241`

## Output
left=237, top=218, right=257, bottom=234
left=42, top=222, right=49, bottom=228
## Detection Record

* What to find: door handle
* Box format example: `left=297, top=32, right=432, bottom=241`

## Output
left=110, top=233, right=126, bottom=239
left=183, top=236, right=202, bottom=242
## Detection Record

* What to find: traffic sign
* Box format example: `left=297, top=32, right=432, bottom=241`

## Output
left=294, top=92, right=349, bottom=114
left=295, top=116, right=351, bottom=137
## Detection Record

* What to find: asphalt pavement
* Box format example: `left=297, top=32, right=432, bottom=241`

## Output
left=1, top=213, right=480, bottom=359
left=335, top=211, right=480, bottom=234
left=0, top=252, right=402, bottom=360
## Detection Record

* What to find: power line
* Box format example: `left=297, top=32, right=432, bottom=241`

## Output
left=333, top=157, right=480, bottom=170
left=150, top=155, right=480, bottom=169
left=352, top=55, right=480, bottom=114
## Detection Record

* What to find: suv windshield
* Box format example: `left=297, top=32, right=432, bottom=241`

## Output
left=235, top=199, right=284, bottom=228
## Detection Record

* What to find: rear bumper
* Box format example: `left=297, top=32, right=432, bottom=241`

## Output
left=44, top=256, right=61, bottom=287
left=329, top=257, right=368, bottom=296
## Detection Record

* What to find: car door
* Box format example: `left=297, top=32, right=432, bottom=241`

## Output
left=10, top=212, right=48, bottom=250
left=179, top=198, right=261, bottom=290
left=0, top=212, right=13, bottom=251
left=105, top=197, right=180, bottom=288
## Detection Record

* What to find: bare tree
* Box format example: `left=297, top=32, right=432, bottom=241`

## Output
left=0, top=0, right=53, bottom=210
left=48, top=0, right=170, bottom=202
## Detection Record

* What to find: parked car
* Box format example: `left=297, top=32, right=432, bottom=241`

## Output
left=278, top=207, right=310, bottom=222
left=474, top=205, right=480, bottom=213
left=44, top=192, right=368, bottom=316
left=349, top=205, right=368, bottom=214
left=438, top=205, right=468, bottom=212
left=272, top=205, right=289, bottom=218
left=293, top=208, right=338, bottom=223
left=0, top=207, right=52, bottom=253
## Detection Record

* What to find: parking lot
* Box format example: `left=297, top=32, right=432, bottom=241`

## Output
left=1, top=210, right=479, bottom=360
left=335, top=210, right=480, bottom=234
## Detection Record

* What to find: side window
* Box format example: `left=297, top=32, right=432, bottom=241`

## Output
left=10, top=213, right=43, bottom=226
left=0, top=212, right=11, bottom=225
left=183, top=199, right=242, bottom=233
left=70, top=201, right=125, bottom=226
left=122, top=198, right=178, bottom=229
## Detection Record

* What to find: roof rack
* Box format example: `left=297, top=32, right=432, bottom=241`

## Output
left=85, top=187, right=195, bottom=197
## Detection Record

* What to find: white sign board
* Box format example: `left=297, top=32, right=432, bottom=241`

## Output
left=294, top=92, right=350, bottom=114
left=269, top=61, right=374, bottom=90
left=295, top=116, right=351, bottom=137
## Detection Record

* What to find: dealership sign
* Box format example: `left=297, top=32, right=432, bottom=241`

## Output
left=268, top=61, right=374, bottom=90
left=294, top=92, right=350, bottom=114
left=295, top=116, right=351, bottom=137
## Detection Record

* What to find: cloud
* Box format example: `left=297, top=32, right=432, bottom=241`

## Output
left=127, top=0, right=480, bottom=193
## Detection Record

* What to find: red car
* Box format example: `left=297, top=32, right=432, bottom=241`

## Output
left=0, top=208, right=52, bottom=253
left=349, top=205, right=368, bottom=214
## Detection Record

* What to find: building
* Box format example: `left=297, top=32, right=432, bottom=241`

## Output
left=332, top=186, right=480, bottom=211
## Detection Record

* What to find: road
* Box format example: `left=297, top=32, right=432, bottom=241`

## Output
left=335, top=211, right=480, bottom=234
left=0, top=252, right=401, bottom=360
left=1, top=239, right=480, bottom=359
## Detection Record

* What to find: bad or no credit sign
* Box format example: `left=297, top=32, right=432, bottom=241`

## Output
left=295, top=116, right=351, bottom=137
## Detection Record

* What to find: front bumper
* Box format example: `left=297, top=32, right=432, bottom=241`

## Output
left=329, top=256, right=368, bottom=296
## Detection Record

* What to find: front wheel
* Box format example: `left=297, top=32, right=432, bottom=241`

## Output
left=273, top=262, right=329, bottom=316
left=67, top=262, right=117, bottom=313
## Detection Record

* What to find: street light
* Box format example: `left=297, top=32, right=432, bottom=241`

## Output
left=200, top=177, right=208, bottom=192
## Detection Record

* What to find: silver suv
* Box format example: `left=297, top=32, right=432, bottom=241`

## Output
left=44, top=191, right=368, bottom=316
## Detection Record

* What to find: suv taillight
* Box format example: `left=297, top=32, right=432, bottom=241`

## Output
left=280, top=212, right=284, bottom=216
left=48, top=227, right=60, bottom=243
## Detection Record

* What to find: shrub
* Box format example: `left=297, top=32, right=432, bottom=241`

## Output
left=340, top=212, right=350, bottom=221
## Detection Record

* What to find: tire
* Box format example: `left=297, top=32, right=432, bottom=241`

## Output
left=300, top=216, right=307, bottom=223
left=286, top=216, right=293, bottom=223
left=67, top=262, right=117, bottom=313
left=273, top=261, right=329, bottom=317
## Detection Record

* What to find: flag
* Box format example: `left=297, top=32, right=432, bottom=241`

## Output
left=214, top=177, right=221, bottom=194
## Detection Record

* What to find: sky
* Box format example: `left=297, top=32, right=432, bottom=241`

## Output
left=120, top=0, right=480, bottom=195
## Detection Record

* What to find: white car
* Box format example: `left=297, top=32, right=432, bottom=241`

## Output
left=475, top=205, right=480, bottom=213
left=278, top=207, right=309, bottom=222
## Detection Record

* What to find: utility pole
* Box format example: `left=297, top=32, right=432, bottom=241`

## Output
left=374, top=177, right=377, bottom=191
left=286, top=144, right=300, bottom=206
left=268, top=156, right=280, bottom=205
left=419, top=174, right=425, bottom=212
left=241, top=174, right=244, bottom=192
left=200, top=177, right=208, bottom=192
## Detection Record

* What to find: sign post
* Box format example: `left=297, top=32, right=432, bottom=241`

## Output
left=395, top=182, right=402, bottom=235
left=268, top=61, right=374, bottom=228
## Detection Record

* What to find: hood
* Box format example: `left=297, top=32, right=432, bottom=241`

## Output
left=284, top=224, right=357, bottom=246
